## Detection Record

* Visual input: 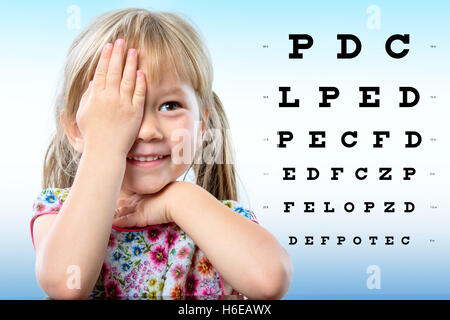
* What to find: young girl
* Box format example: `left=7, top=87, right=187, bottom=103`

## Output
left=30, top=8, right=292, bottom=300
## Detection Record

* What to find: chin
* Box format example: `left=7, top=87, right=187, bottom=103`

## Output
left=124, top=177, right=170, bottom=195
left=139, top=182, right=168, bottom=194
left=122, top=164, right=189, bottom=195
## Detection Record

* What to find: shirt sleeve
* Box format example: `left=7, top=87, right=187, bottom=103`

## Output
left=220, top=200, right=259, bottom=224
left=30, top=187, right=69, bottom=249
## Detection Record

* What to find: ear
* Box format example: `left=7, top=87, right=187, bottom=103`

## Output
left=60, top=112, right=84, bottom=153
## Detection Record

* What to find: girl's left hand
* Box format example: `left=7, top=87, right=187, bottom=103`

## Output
left=112, top=182, right=180, bottom=228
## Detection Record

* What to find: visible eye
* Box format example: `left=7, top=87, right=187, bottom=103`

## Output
left=159, top=101, right=181, bottom=112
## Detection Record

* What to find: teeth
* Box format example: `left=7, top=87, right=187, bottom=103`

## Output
left=127, top=155, right=166, bottom=162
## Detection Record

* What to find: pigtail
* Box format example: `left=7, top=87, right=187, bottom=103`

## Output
left=42, top=70, right=81, bottom=190
left=192, top=91, right=238, bottom=201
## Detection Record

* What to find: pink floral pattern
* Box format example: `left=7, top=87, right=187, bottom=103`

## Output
left=30, top=187, right=258, bottom=300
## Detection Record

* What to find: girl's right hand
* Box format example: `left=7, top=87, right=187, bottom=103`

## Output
left=76, top=38, right=147, bottom=157
left=113, top=181, right=181, bottom=227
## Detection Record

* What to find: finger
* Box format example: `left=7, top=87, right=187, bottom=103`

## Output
left=93, top=43, right=113, bottom=90
left=132, top=70, right=147, bottom=108
left=113, top=204, right=136, bottom=218
left=113, top=207, right=123, bottom=218
left=120, top=48, right=138, bottom=99
left=113, top=214, right=139, bottom=228
left=106, top=38, right=125, bottom=89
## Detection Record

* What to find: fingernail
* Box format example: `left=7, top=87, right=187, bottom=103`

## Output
left=128, top=48, right=136, bottom=57
left=115, top=38, right=124, bottom=46
left=103, top=43, right=112, bottom=53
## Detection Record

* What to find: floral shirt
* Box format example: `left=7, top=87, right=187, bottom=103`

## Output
left=30, top=187, right=258, bottom=300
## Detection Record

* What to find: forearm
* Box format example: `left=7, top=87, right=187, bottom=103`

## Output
left=37, top=148, right=126, bottom=298
left=169, top=182, right=292, bottom=299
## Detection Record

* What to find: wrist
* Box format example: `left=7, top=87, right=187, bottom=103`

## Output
left=166, top=181, right=199, bottom=223
left=83, top=144, right=127, bottom=162
left=80, top=147, right=127, bottom=178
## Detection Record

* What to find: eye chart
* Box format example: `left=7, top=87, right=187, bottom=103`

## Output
left=232, top=1, right=449, bottom=298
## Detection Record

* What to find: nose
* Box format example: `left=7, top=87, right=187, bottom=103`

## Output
left=136, top=110, right=164, bottom=142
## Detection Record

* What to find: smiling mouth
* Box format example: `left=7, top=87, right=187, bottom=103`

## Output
left=126, top=155, right=170, bottom=168
left=126, top=155, right=168, bottom=162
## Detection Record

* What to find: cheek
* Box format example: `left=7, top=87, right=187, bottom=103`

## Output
left=165, top=116, right=199, bottom=160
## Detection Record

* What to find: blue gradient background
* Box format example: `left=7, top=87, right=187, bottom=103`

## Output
left=0, top=1, right=448, bottom=299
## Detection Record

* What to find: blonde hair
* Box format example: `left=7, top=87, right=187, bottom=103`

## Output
left=43, top=8, right=238, bottom=201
